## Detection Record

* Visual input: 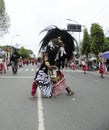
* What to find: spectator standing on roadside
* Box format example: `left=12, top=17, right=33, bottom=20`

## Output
left=10, top=48, right=20, bottom=74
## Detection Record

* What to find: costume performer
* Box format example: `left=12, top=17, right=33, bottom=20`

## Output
left=98, top=53, right=105, bottom=78
left=82, top=62, right=87, bottom=74
left=82, top=56, right=87, bottom=74
left=99, top=61, right=104, bottom=78
left=30, top=26, right=76, bottom=100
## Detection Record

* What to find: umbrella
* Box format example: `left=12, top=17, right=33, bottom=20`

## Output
left=89, top=57, right=97, bottom=61
left=103, top=51, right=109, bottom=59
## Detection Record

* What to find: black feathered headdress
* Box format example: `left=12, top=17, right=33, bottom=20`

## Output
left=39, top=25, right=76, bottom=65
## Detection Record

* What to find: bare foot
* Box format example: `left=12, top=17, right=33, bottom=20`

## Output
left=29, top=96, right=37, bottom=101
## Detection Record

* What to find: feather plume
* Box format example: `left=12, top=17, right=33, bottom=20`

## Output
left=39, top=26, right=77, bottom=64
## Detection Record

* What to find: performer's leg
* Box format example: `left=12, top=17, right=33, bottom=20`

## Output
left=101, top=73, right=104, bottom=78
left=66, top=87, right=74, bottom=95
left=57, top=60, right=61, bottom=70
left=84, top=70, right=86, bottom=74
left=62, top=60, right=65, bottom=69
left=30, top=81, right=37, bottom=100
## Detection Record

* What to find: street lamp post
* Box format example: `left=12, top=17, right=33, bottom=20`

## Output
left=66, top=18, right=79, bottom=25
left=11, top=35, right=20, bottom=55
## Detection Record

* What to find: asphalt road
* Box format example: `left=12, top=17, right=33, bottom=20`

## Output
left=0, top=65, right=109, bottom=130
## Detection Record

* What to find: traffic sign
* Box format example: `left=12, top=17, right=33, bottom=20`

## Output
left=67, top=24, right=81, bottom=32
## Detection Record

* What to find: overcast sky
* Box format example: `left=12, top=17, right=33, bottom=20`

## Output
left=1, top=0, right=109, bottom=56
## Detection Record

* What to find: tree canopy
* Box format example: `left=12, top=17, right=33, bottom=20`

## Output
left=90, top=23, right=104, bottom=55
left=18, top=46, right=33, bottom=59
left=81, top=28, right=90, bottom=56
left=0, top=45, right=34, bottom=59
left=103, top=37, right=109, bottom=52
left=0, top=0, right=10, bottom=37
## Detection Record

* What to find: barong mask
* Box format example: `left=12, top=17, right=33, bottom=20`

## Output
left=39, top=26, right=77, bottom=65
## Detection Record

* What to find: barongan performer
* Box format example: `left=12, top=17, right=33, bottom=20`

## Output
left=30, top=26, right=76, bottom=100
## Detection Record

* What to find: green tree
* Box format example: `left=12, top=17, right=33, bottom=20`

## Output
left=0, top=45, right=34, bottom=59
left=90, top=23, right=104, bottom=55
left=0, top=0, right=10, bottom=37
left=18, top=46, right=33, bottom=59
left=103, top=37, right=109, bottom=52
left=81, top=28, right=90, bottom=57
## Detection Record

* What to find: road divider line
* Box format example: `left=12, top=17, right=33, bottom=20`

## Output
left=37, top=88, right=45, bottom=130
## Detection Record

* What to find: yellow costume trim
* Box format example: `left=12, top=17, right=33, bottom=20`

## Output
left=45, top=61, right=50, bottom=66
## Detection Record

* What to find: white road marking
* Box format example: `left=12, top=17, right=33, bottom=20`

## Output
left=18, top=68, right=23, bottom=71
left=37, top=88, right=45, bottom=130
left=25, top=69, right=29, bottom=71
left=31, top=68, right=35, bottom=71
left=72, top=98, right=76, bottom=101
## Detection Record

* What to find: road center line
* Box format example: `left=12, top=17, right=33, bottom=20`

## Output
left=37, top=88, right=45, bottom=130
